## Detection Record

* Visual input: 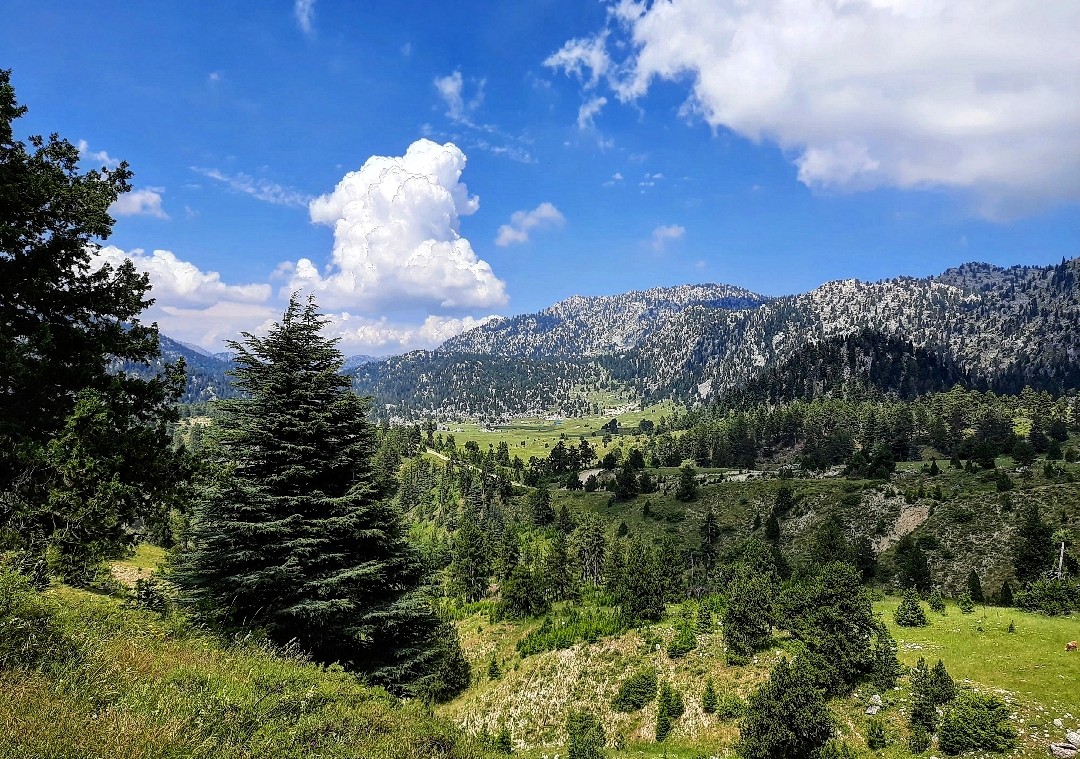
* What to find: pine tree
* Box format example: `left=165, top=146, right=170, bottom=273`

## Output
left=738, top=658, right=833, bottom=759
left=0, top=71, right=186, bottom=584
left=702, top=677, right=718, bottom=713
left=172, top=296, right=448, bottom=693
left=909, top=657, right=936, bottom=730
left=1013, top=501, right=1053, bottom=583
left=929, top=659, right=956, bottom=705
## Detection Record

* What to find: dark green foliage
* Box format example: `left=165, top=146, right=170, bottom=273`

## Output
left=998, top=580, right=1014, bottom=607
left=715, top=693, right=748, bottom=720
left=566, top=709, right=605, bottom=759
left=172, top=297, right=445, bottom=695
left=908, top=724, right=931, bottom=754
left=1014, top=578, right=1080, bottom=615
left=895, top=589, right=929, bottom=627
left=967, top=569, right=984, bottom=602
left=611, top=668, right=657, bottom=712
left=450, top=502, right=490, bottom=602
left=738, top=658, right=833, bottom=759
left=0, top=71, right=186, bottom=583
left=928, top=590, right=946, bottom=614
left=655, top=681, right=684, bottom=742
left=866, top=717, right=887, bottom=749
left=487, top=654, right=500, bottom=681
left=667, top=621, right=696, bottom=658
left=722, top=572, right=774, bottom=664
left=1012, top=501, right=1054, bottom=583
left=893, top=535, right=932, bottom=592
left=870, top=625, right=902, bottom=692
left=957, top=592, right=974, bottom=613
left=416, top=619, right=472, bottom=703
left=607, top=536, right=665, bottom=621
left=701, top=677, right=717, bottom=713
left=675, top=463, right=698, bottom=501
left=495, top=725, right=512, bottom=754
left=937, top=692, right=1016, bottom=755
left=778, top=562, right=878, bottom=694
left=764, top=513, right=781, bottom=543
left=529, top=483, right=554, bottom=527
left=129, top=574, right=172, bottom=616
left=499, top=563, right=550, bottom=619
left=929, top=659, right=956, bottom=706
left=1007, top=619, right=1016, bottom=633
left=908, top=658, right=936, bottom=731
left=0, top=568, right=71, bottom=668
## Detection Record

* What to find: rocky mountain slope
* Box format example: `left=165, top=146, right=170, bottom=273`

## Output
left=350, top=257, right=1079, bottom=419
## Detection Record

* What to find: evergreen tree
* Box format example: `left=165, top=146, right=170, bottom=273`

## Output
left=966, top=569, right=984, bottom=602
left=870, top=624, right=902, bottom=691
left=1013, top=501, right=1053, bottom=582
left=173, top=296, right=448, bottom=693
left=702, top=677, right=718, bottom=713
left=566, top=709, right=605, bottom=759
left=722, top=572, right=774, bottom=664
left=909, top=657, right=936, bottom=731
left=675, top=463, right=698, bottom=501
left=0, top=71, right=187, bottom=584
left=894, top=589, right=929, bottom=627
left=450, top=497, right=490, bottom=602
left=929, top=659, right=956, bottom=705
left=738, top=658, right=833, bottom=759
left=998, top=579, right=1014, bottom=607
left=529, top=482, right=554, bottom=526
left=764, top=513, right=781, bottom=543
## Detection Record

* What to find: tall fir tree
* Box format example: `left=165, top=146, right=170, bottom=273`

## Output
left=1012, top=501, right=1053, bottom=583
left=172, top=296, right=455, bottom=694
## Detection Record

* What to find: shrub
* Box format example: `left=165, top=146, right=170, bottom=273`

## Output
left=908, top=724, right=931, bottom=754
left=957, top=593, right=975, bottom=614
left=611, top=668, right=657, bottom=712
left=655, top=681, right=685, bottom=742
left=566, top=709, right=605, bottom=759
left=517, top=609, right=627, bottom=656
left=738, top=658, right=832, bottom=759
left=715, top=693, right=747, bottom=720
left=866, top=717, right=887, bottom=749
left=701, top=677, right=717, bottom=713
left=929, top=659, right=956, bottom=705
left=894, top=589, right=928, bottom=627
left=937, top=692, right=1016, bottom=755
left=667, top=622, right=696, bottom=658
left=927, top=591, right=946, bottom=614
left=0, top=568, right=71, bottom=669
left=818, top=739, right=856, bottom=759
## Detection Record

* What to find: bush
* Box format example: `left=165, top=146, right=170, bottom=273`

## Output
left=818, top=739, right=856, bottom=759
left=929, top=659, right=956, bottom=705
left=0, top=568, right=71, bottom=668
left=566, top=709, right=605, bottom=759
left=908, top=724, right=931, bottom=754
left=894, top=589, right=929, bottom=627
left=870, top=625, right=901, bottom=691
left=667, top=622, right=696, bottom=658
left=516, top=609, right=627, bottom=656
left=715, top=693, right=747, bottom=720
left=927, top=591, right=946, bottom=614
left=655, top=681, right=684, bottom=742
left=611, top=668, right=657, bottom=712
left=738, top=658, right=832, bottom=759
left=701, top=677, right=717, bottom=713
left=957, top=592, right=975, bottom=614
left=866, top=717, right=887, bottom=749
left=937, top=692, right=1016, bottom=755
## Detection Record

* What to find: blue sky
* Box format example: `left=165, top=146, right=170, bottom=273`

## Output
left=4, top=0, right=1078, bottom=353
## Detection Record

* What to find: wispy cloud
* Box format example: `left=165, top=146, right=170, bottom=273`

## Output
left=651, top=224, right=685, bottom=252
left=577, top=96, right=607, bottom=130
left=77, top=139, right=120, bottom=169
left=294, top=0, right=316, bottom=35
left=191, top=167, right=312, bottom=209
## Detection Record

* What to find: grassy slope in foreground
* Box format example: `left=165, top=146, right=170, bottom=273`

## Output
left=0, top=584, right=498, bottom=759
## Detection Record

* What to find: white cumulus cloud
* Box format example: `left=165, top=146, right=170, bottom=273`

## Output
left=549, top=0, right=1080, bottom=217
left=327, top=313, right=499, bottom=353
left=289, top=138, right=507, bottom=311
left=651, top=224, right=685, bottom=252
left=90, top=245, right=276, bottom=348
left=110, top=188, right=168, bottom=219
left=495, top=202, right=566, bottom=247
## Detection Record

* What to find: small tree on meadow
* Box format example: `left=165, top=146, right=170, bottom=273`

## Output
left=895, top=589, right=929, bottom=627
left=566, top=709, right=605, bottom=759
left=738, top=658, right=833, bottom=759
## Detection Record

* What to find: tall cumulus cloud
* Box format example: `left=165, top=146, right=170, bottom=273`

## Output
left=286, top=139, right=507, bottom=311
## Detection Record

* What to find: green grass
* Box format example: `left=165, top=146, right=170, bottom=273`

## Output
left=441, top=402, right=680, bottom=463
left=0, top=583, right=500, bottom=759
